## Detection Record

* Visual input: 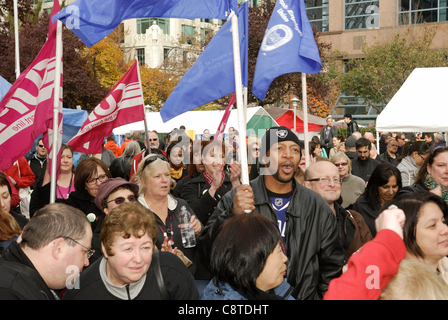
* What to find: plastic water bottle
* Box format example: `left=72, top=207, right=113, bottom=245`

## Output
left=179, top=206, right=196, bottom=248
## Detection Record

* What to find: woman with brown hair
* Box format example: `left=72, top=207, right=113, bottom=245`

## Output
left=29, top=143, right=76, bottom=217
left=62, top=202, right=198, bottom=300
left=405, top=147, right=448, bottom=203
left=182, top=139, right=241, bottom=225
left=0, top=172, right=28, bottom=229
left=172, top=139, right=205, bottom=198
left=0, top=207, right=22, bottom=254
left=63, top=157, right=112, bottom=231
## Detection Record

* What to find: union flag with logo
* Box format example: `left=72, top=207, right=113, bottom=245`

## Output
left=68, top=59, right=145, bottom=154
left=0, top=1, right=62, bottom=172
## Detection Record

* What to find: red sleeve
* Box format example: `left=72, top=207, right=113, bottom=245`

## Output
left=323, top=229, right=407, bottom=300
left=14, top=157, right=35, bottom=189
left=5, top=173, right=20, bottom=209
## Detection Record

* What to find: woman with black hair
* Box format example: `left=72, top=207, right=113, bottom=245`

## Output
left=352, top=162, right=402, bottom=237
left=396, top=140, right=430, bottom=187
left=200, top=213, right=294, bottom=300
left=385, top=191, right=448, bottom=285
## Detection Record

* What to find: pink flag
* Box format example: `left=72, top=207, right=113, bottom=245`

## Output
left=214, top=92, right=236, bottom=141
left=0, top=1, right=62, bottom=172
left=42, top=0, right=63, bottom=182
left=68, top=60, right=145, bottom=154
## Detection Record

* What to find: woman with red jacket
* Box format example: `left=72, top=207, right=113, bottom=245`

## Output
left=324, top=205, right=406, bottom=300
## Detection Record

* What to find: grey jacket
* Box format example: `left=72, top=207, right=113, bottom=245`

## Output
left=199, top=176, right=344, bottom=300
left=397, top=156, right=418, bottom=187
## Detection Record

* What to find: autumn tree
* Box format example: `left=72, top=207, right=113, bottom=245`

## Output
left=337, top=25, right=448, bottom=113
left=140, top=66, right=179, bottom=110
left=82, top=27, right=134, bottom=91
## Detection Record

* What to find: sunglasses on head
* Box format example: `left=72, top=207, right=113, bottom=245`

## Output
left=142, top=154, right=169, bottom=171
left=107, top=195, right=137, bottom=205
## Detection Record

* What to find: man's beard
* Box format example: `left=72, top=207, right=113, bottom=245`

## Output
left=272, top=165, right=297, bottom=183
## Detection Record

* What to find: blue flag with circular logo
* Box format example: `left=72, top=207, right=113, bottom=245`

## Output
left=252, top=0, right=322, bottom=101
left=160, top=2, right=248, bottom=123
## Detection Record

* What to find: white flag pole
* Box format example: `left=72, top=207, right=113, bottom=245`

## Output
left=135, top=58, right=150, bottom=150
left=50, top=17, right=63, bottom=204
left=230, top=10, right=249, bottom=187
left=14, top=0, right=20, bottom=79
left=302, top=73, right=310, bottom=169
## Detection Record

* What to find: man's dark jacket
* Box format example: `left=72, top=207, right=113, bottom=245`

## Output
left=346, top=120, right=359, bottom=138
left=199, top=176, right=345, bottom=300
left=0, top=242, right=56, bottom=300
left=351, top=157, right=381, bottom=182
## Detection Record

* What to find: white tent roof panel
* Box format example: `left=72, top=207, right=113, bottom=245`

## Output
left=113, top=106, right=277, bottom=136
left=376, top=67, right=448, bottom=132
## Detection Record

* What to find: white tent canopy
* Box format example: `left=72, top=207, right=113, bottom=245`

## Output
left=376, top=67, right=448, bottom=132
left=113, top=106, right=277, bottom=137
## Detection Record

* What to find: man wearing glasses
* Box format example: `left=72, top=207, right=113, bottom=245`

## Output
left=377, top=139, right=399, bottom=167
left=26, top=138, right=48, bottom=190
left=201, top=127, right=344, bottom=300
left=0, top=203, right=93, bottom=300
left=304, top=161, right=372, bottom=261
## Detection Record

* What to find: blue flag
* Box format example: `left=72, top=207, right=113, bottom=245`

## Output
left=160, top=2, right=248, bottom=123
left=53, top=0, right=238, bottom=47
left=0, top=76, right=12, bottom=102
left=252, top=0, right=322, bottom=101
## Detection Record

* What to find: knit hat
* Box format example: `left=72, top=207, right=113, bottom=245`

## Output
left=345, top=136, right=357, bottom=149
left=94, top=177, right=139, bottom=210
left=260, top=126, right=301, bottom=159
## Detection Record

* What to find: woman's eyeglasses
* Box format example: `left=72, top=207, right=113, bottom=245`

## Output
left=86, top=174, right=108, bottom=186
left=107, top=195, right=137, bottom=205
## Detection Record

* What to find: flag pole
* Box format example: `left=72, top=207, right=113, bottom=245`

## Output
left=302, top=72, right=310, bottom=169
left=230, top=10, right=249, bottom=187
left=135, top=58, right=150, bottom=150
left=14, top=0, right=20, bottom=79
left=50, top=17, right=63, bottom=204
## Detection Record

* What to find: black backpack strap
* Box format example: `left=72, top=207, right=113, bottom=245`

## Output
left=152, top=251, right=170, bottom=300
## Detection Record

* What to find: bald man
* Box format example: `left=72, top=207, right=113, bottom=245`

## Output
left=363, top=132, right=378, bottom=159
left=304, top=161, right=372, bottom=259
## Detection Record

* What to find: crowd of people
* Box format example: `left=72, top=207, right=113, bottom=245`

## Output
left=1, top=117, right=448, bottom=301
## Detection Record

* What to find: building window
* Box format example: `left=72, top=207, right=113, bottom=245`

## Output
left=344, top=0, right=380, bottom=30
left=201, top=28, right=212, bottom=41
left=136, top=48, right=145, bottom=66
left=137, top=18, right=170, bottom=35
left=399, top=0, right=448, bottom=25
left=182, top=25, right=195, bottom=44
left=238, top=0, right=258, bottom=6
left=305, top=0, right=329, bottom=32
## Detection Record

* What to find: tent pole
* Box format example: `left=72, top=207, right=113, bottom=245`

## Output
left=302, top=73, right=310, bottom=169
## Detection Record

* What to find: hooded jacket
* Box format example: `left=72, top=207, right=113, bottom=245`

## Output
left=397, top=156, right=418, bottom=187
left=199, top=175, right=345, bottom=300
